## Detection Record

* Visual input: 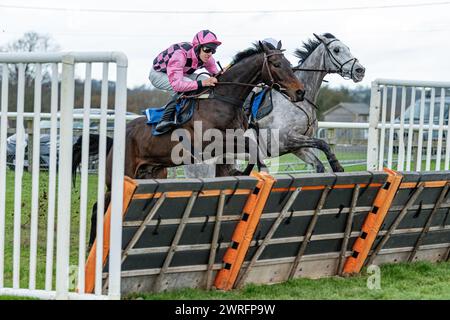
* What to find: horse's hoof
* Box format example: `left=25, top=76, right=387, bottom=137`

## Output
left=316, top=165, right=326, bottom=173
left=330, top=160, right=344, bottom=172
left=259, top=166, right=269, bottom=173
left=229, top=169, right=245, bottom=176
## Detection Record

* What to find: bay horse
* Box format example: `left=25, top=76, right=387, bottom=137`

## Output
left=73, top=40, right=305, bottom=245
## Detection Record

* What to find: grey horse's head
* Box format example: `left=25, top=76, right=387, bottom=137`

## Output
left=296, top=33, right=366, bottom=83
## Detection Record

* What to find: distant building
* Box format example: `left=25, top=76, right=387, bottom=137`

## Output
left=320, top=102, right=370, bottom=144
left=322, top=102, right=369, bottom=122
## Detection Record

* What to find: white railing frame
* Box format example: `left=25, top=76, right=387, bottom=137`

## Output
left=367, top=78, right=450, bottom=171
left=0, top=52, right=127, bottom=300
left=2, top=71, right=450, bottom=299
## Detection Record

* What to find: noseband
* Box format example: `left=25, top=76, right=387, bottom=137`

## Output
left=321, top=39, right=358, bottom=80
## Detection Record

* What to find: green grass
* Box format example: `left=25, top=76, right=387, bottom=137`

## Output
left=2, top=160, right=449, bottom=300
left=169, top=149, right=369, bottom=178
left=126, top=261, right=450, bottom=300
left=0, top=295, right=37, bottom=300
left=278, top=151, right=366, bottom=163
left=272, top=152, right=447, bottom=174
left=2, top=169, right=98, bottom=290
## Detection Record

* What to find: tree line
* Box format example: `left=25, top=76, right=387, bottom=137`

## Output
left=0, top=31, right=370, bottom=119
left=0, top=77, right=170, bottom=115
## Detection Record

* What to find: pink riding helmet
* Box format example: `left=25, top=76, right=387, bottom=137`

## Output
left=192, top=30, right=222, bottom=49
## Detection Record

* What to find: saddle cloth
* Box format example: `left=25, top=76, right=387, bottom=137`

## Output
left=249, top=88, right=274, bottom=121
left=143, top=98, right=196, bottom=136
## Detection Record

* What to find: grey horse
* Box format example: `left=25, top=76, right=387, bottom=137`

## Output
left=184, top=33, right=365, bottom=177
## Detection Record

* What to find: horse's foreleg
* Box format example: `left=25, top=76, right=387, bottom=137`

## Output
left=88, top=191, right=112, bottom=249
left=151, top=167, right=168, bottom=179
left=215, top=163, right=240, bottom=177
left=293, top=148, right=326, bottom=173
left=216, top=136, right=267, bottom=176
left=183, top=163, right=216, bottom=178
left=136, top=164, right=168, bottom=179
left=314, top=139, right=344, bottom=172
left=88, top=202, right=98, bottom=249
left=287, top=133, right=344, bottom=172
left=243, top=136, right=268, bottom=174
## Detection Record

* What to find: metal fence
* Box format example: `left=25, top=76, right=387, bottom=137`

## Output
left=3, top=71, right=449, bottom=300
left=367, top=79, right=450, bottom=171
left=0, top=52, right=127, bottom=300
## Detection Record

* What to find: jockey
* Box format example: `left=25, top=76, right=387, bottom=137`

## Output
left=149, top=30, right=222, bottom=132
left=262, top=37, right=280, bottom=50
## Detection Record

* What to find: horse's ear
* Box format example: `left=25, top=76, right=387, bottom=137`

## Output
left=259, top=40, right=269, bottom=53
left=277, top=40, right=282, bottom=50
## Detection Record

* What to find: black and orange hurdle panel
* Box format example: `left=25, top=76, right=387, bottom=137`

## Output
left=84, top=176, right=138, bottom=293
left=214, top=172, right=275, bottom=291
left=343, top=168, right=403, bottom=274
left=364, top=170, right=450, bottom=267
left=85, top=170, right=450, bottom=295
left=228, top=171, right=388, bottom=286
left=112, top=175, right=259, bottom=293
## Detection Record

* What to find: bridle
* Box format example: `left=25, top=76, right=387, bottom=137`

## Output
left=217, top=49, right=289, bottom=92
left=292, top=37, right=359, bottom=80
left=261, top=50, right=288, bottom=91
left=184, top=50, right=295, bottom=106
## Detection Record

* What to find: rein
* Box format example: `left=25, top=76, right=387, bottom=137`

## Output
left=215, top=82, right=267, bottom=89
left=216, top=50, right=288, bottom=91
left=183, top=50, right=290, bottom=107
left=292, top=67, right=338, bottom=73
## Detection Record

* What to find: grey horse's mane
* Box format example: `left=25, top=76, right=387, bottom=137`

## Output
left=294, top=33, right=336, bottom=64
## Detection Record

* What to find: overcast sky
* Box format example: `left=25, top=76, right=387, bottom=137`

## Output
left=1, top=0, right=450, bottom=89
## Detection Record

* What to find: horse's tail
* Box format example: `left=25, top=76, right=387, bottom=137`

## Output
left=72, top=134, right=114, bottom=187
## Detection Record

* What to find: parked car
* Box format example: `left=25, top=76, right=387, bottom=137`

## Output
left=72, top=108, right=139, bottom=131
left=394, top=96, right=450, bottom=141
left=6, top=108, right=139, bottom=171
left=73, top=108, right=115, bottom=131
left=6, top=133, right=60, bottom=170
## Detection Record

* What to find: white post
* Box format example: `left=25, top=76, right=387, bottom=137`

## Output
left=406, top=88, right=416, bottom=171
left=45, top=63, right=59, bottom=291
left=95, top=63, right=109, bottom=295
left=397, top=86, right=407, bottom=171
left=0, top=64, right=9, bottom=288
left=387, top=86, right=397, bottom=168
left=12, top=64, right=25, bottom=289
left=77, top=63, right=92, bottom=294
left=425, top=88, right=436, bottom=171
left=55, top=55, right=75, bottom=300
left=435, top=88, right=446, bottom=170
left=378, top=86, right=388, bottom=170
left=416, top=88, right=426, bottom=171
left=367, top=81, right=381, bottom=170
left=29, top=63, right=42, bottom=289
left=108, top=53, right=128, bottom=300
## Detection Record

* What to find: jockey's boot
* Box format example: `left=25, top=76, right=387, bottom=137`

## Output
left=155, top=95, right=180, bottom=132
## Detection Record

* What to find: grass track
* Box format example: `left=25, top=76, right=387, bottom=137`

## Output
left=126, top=261, right=450, bottom=300
left=1, top=158, right=449, bottom=300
